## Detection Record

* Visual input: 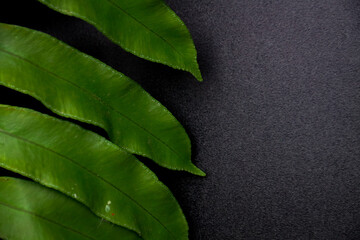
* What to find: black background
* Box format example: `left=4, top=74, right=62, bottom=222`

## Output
left=1, top=0, right=360, bottom=239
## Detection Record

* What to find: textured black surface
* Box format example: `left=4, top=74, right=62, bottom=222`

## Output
left=1, top=0, right=360, bottom=239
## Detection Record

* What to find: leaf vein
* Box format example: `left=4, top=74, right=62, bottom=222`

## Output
left=105, top=0, right=182, bottom=56
left=0, top=200, right=97, bottom=240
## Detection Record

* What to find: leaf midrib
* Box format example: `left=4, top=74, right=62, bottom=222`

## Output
left=0, top=48, right=183, bottom=160
left=105, top=0, right=182, bottom=56
left=0, top=200, right=96, bottom=240
left=0, top=128, right=175, bottom=239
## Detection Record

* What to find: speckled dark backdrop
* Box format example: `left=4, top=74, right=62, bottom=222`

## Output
left=1, top=0, right=360, bottom=239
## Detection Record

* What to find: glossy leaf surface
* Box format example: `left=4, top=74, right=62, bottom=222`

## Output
left=0, top=177, right=141, bottom=240
left=38, top=0, right=202, bottom=81
left=0, top=105, right=188, bottom=240
left=0, top=23, right=204, bottom=176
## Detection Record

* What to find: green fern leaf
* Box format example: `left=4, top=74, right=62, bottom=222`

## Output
left=0, top=105, right=189, bottom=240
left=38, top=0, right=203, bottom=81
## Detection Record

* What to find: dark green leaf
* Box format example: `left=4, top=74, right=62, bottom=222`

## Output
left=0, top=23, right=205, bottom=176
left=0, top=105, right=188, bottom=240
left=0, top=177, right=141, bottom=240
left=38, top=0, right=203, bottom=81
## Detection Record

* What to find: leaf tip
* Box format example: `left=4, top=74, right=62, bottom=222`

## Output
left=193, top=69, right=203, bottom=82
left=189, top=62, right=203, bottom=82
left=188, top=164, right=206, bottom=177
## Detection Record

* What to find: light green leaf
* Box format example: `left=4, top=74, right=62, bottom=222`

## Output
left=38, top=0, right=203, bottom=81
left=0, top=105, right=188, bottom=240
left=0, top=23, right=205, bottom=176
left=0, top=177, right=141, bottom=240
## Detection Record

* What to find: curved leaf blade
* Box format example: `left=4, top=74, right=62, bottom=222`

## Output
left=0, top=105, right=188, bottom=240
left=38, top=0, right=203, bottom=81
left=0, top=23, right=205, bottom=176
left=0, top=177, right=141, bottom=240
